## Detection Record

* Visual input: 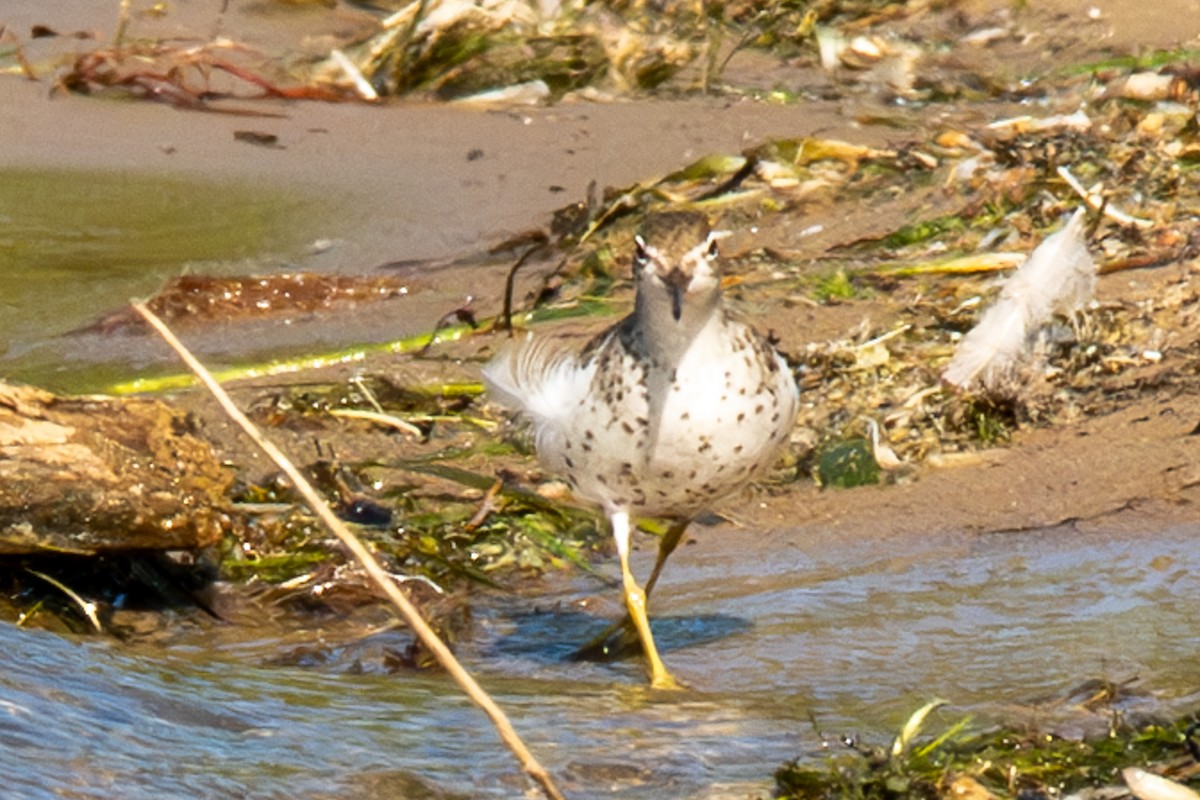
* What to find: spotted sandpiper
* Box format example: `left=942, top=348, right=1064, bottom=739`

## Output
left=484, top=210, right=799, bottom=688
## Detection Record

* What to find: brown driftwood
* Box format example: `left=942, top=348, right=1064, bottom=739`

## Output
left=0, top=382, right=231, bottom=555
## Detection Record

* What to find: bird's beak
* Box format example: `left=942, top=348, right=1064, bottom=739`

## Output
left=664, top=268, right=688, bottom=322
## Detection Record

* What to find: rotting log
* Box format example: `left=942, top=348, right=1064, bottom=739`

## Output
left=0, top=382, right=231, bottom=555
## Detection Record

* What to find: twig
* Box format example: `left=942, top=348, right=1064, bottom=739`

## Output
left=464, top=479, right=504, bottom=531
left=26, top=569, right=103, bottom=633
left=1056, top=165, right=1153, bottom=229
left=499, top=238, right=551, bottom=333
left=113, top=0, right=133, bottom=48
left=327, top=407, right=424, bottom=438
left=418, top=304, right=478, bottom=356
left=330, top=48, right=379, bottom=101
left=131, top=302, right=568, bottom=800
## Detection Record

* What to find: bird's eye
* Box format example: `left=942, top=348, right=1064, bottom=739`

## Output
left=634, top=236, right=650, bottom=267
left=707, top=238, right=719, bottom=258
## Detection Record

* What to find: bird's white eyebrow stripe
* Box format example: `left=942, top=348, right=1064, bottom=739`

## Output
left=680, top=232, right=725, bottom=263
left=635, top=229, right=727, bottom=265
left=636, top=242, right=670, bottom=262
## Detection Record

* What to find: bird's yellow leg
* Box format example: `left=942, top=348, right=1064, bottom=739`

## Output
left=643, top=519, right=689, bottom=598
left=572, top=518, right=690, bottom=661
left=611, top=511, right=682, bottom=690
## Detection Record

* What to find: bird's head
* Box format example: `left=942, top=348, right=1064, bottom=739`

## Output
left=632, top=211, right=724, bottom=324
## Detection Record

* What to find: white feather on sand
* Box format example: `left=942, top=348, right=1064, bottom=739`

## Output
left=942, top=208, right=1095, bottom=393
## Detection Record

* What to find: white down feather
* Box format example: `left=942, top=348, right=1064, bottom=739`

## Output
left=942, top=208, right=1095, bottom=392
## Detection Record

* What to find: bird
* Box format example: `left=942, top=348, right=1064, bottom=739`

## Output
left=483, top=209, right=799, bottom=689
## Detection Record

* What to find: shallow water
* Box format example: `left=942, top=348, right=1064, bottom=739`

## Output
left=0, top=168, right=322, bottom=391
left=2, top=523, right=1196, bottom=798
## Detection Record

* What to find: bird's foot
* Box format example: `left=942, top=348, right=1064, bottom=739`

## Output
left=572, top=615, right=687, bottom=689
left=649, top=668, right=685, bottom=691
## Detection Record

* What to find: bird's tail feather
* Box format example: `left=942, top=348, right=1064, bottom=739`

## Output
left=482, top=334, right=593, bottom=426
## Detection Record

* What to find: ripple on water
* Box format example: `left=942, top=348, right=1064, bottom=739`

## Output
left=0, top=523, right=1196, bottom=798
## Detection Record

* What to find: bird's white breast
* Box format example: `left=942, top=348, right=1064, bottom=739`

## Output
left=555, top=316, right=798, bottom=517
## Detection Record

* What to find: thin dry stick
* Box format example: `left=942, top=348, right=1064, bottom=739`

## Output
left=113, top=0, right=133, bottom=47
left=1055, top=165, right=1153, bottom=229
left=131, top=302, right=567, bottom=800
